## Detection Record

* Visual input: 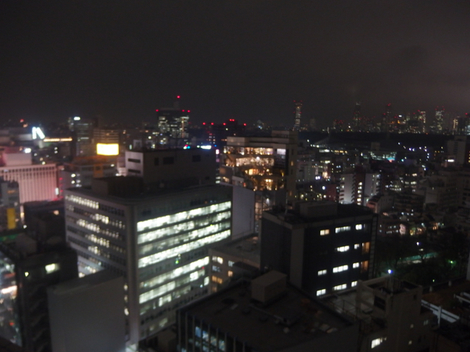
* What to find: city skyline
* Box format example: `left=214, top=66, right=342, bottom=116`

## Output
left=2, top=1, right=470, bottom=129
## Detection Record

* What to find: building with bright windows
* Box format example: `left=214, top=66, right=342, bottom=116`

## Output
left=64, top=178, right=232, bottom=344
left=261, top=201, right=376, bottom=297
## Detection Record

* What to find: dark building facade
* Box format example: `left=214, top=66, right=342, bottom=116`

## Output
left=0, top=238, right=78, bottom=352
left=261, top=201, right=377, bottom=297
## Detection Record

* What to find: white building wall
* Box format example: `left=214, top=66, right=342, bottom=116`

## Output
left=0, top=164, right=57, bottom=203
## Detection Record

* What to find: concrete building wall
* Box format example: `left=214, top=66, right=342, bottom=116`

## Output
left=47, top=271, right=126, bottom=352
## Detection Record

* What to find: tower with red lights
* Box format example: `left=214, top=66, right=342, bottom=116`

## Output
left=156, top=96, right=190, bottom=146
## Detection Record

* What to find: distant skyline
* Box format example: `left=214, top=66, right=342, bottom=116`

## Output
left=2, top=1, right=470, bottom=129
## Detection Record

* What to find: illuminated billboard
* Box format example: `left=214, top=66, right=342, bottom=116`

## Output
left=96, top=143, right=119, bottom=156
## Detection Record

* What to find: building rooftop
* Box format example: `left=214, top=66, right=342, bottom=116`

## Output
left=66, top=180, right=229, bottom=205
left=181, top=275, right=355, bottom=352
left=265, top=201, right=373, bottom=225
left=211, top=234, right=259, bottom=266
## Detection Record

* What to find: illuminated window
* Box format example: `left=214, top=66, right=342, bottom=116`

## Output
left=228, top=260, right=235, bottom=267
left=371, top=337, right=386, bottom=349
left=362, top=242, right=370, bottom=254
left=335, top=245, right=349, bottom=252
left=212, top=256, right=223, bottom=264
left=45, top=263, right=60, bottom=274
left=353, top=262, right=360, bottom=269
left=351, top=281, right=357, bottom=287
left=228, top=270, right=233, bottom=277
left=316, top=289, right=326, bottom=296
left=320, top=229, right=330, bottom=236
left=335, top=226, right=351, bottom=233
left=333, top=283, right=347, bottom=291
left=355, top=224, right=363, bottom=230
left=333, top=265, right=348, bottom=273
left=354, top=243, right=360, bottom=249
left=318, top=269, right=327, bottom=276
left=211, top=276, right=223, bottom=284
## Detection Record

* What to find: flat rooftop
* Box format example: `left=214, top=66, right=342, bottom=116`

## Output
left=182, top=280, right=354, bottom=351
left=265, top=202, right=373, bottom=225
left=211, top=234, right=259, bottom=266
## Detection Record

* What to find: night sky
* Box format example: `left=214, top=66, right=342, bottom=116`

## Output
left=2, top=1, right=470, bottom=129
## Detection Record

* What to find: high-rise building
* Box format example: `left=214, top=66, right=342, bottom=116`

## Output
left=293, top=100, right=303, bottom=131
left=352, top=102, right=362, bottom=132
left=0, top=236, right=78, bottom=351
left=64, top=178, right=232, bottom=343
left=261, top=201, right=376, bottom=297
left=57, top=155, right=118, bottom=197
left=339, top=169, right=380, bottom=206
left=156, top=96, right=190, bottom=147
left=68, top=116, right=96, bottom=157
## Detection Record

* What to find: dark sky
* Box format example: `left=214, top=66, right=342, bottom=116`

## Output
left=1, top=0, right=470, bottom=129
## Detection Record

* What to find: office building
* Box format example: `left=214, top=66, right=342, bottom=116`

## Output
left=177, top=270, right=359, bottom=352
left=64, top=179, right=232, bottom=343
left=0, top=236, right=78, bottom=352
left=125, top=148, right=216, bottom=188
left=220, top=131, right=298, bottom=201
left=58, top=155, right=117, bottom=197
left=68, top=116, right=96, bottom=157
left=261, top=201, right=376, bottom=297
left=156, top=96, right=190, bottom=147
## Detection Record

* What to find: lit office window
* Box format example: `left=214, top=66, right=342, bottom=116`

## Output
left=371, top=337, right=386, bottom=349
left=335, top=226, right=351, bottom=233
left=355, top=224, right=363, bottom=230
left=317, top=269, right=327, bottom=276
left=212, top=256, right=223, bottom=264
left=333, top=283, right=346, bottom=291
left=335, top=246, right=350, bottom=252
left=316, top=289, right=326, bottom=296
left=320, top=229, right=330, bottom=236
left=332, top=265, right=348, bottom=273
left=45, top=263, right=60, bottom=274
left=353, top=262, right=360, bottom=269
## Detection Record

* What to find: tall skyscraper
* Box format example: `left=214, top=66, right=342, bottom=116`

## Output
left=156, top=96, right=190, bottom=147
left=352, top=102, right=362, bottom=132
left=293, top=100, right=303, bottom=131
